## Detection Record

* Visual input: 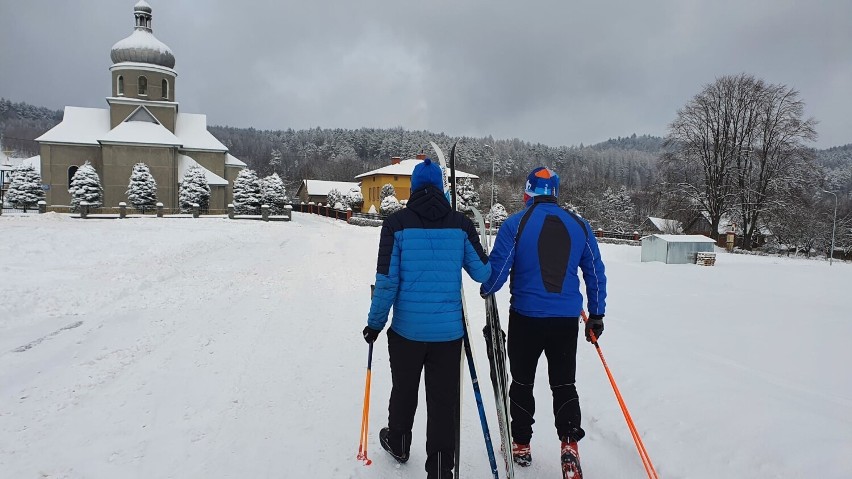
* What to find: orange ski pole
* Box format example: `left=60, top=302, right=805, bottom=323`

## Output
left=582, top=311, right=659, bottom=479
left=357, top=342, right=374, bottom=465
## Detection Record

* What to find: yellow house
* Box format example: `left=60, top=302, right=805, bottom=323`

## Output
left=355, top=154, right=478, bottom=213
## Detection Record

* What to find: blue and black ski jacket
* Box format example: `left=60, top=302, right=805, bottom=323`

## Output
left=481, top=196, right=606, bottom=318
left=367, top=185, right=492, bottom=342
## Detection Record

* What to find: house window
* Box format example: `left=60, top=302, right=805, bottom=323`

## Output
left=161, top=79, right=169, bottom=99
left=117, top=75, right=124, bottom=96
left=394, top=175, right=398, bottom=181
left=68, top=166, right=78, bottom=188
left=138, top=76, right=148, bottom=96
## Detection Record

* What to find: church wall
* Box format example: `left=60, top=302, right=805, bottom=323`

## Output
left=40, top=144, right=103, bottom=206
left=224, top=166, right=242, bottom=205
left=112, top=70, right=175, bottom=103
left=210, top=186, right=226, bottom=213
left=102, top=144, right=177, bottom=209
left=184, top=150, right=226, bottom=177
left=109, top=103, right=176, bottom=133
left=110, top=103, right=138, bottom=130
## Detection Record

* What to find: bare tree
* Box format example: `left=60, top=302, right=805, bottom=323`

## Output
left=664, top=74, right=818, bottom=249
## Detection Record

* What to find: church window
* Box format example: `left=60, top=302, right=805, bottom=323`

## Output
left=161, top=79, right=169, bottom=100
left=117, top=75, right=124, bottom=96
left=138, top=76, right=148, bottom=96
left=68, top=166, right=78, bottom=188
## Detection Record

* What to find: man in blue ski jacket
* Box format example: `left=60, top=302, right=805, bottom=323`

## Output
left=362, top=157, right=491, bottom=479
left=480, top=166, right=607, bottom=478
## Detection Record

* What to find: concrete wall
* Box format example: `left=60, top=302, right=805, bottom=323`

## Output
left=361, top=174, right=411, bottom=213
left=102, top=144, right=177, bottom=208
left=224, top=165, right=242, bottom=206
left=109, top=103, right=176, bottom=132
left=39, top=144, right=103, bottom=206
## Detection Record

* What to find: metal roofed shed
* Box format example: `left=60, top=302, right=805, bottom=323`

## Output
left=641, top=234, right=717, bottom=264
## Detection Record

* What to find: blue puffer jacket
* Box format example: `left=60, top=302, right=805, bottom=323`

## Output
left=367, top=186, right=491, bottom=342
left=481, top=196, right=606, bottom=317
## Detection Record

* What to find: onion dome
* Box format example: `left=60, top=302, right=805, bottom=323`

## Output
left=110, top=1, right=175, bottom=69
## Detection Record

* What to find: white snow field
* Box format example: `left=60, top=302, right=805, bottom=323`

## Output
left=1, top=212, right=850, bottom=478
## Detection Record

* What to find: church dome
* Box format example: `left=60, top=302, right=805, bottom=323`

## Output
left=110, top=1, right=175, bottom=69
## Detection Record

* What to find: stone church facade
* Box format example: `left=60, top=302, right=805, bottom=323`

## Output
left=36, top=1, right=245, bottom=211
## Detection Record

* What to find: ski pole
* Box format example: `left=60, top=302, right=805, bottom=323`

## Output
left=357, top=342, right=374, bottom=466
left=463, top=332, right=500, bottom=479
left=581, top=311, right=659, bottom=479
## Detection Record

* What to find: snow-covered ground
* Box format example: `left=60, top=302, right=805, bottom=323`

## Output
left=1, top=212, right=849, bottom=478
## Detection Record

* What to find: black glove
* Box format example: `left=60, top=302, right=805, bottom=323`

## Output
left=585, top=315, right=604, bottom=343
left=479, top=287, right=489, bottom=299
left=362, top=326, right=381, bottom=344
left=482, top=324, right=507, bottom=362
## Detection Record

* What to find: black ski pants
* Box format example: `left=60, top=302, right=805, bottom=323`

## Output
left=387, top=328, right=462, bottom=478
left=507, top=310, right=585, bottom=444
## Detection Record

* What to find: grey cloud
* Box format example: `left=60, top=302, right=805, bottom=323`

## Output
left=1, top=0, right=849, bottom=148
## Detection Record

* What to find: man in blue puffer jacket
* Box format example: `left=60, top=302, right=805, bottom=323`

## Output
left=479, top=166, right=607, bottom=478
left=362, top=157, right=491, bottom=479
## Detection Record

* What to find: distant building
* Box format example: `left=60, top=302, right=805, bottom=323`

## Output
left=296, top=180, right=360, bottom=206
left=34, top=1, right=246, bottom=211
left=640, top=234, right=716, bottom=264
left=641, top=216, right=683, bottom=235
left=355, top=154, right=478, bottom=213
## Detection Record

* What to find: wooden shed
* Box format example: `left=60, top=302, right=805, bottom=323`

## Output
left=640, top=234, right=716, bottom=264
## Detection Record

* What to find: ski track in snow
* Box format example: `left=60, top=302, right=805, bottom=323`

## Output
left=1, top=212, right=850, bottom=478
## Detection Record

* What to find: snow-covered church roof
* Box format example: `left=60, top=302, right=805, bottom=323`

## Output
left=110, top=1, right=175, bottom=69
left=177, top=155, right=228, bottom=186
left=355, top=159, right=478, bottom=179
left=36, top=106, right=230, bottom=153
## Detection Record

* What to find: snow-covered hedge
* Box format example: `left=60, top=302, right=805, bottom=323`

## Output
left=348, top=216, right=383, bottom=227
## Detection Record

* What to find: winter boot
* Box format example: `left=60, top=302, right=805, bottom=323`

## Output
left=511, top=441, right=532, bottom=467
left=379, top=427, right=410, bottom=464
left=561, top=440, right=582, bottom=479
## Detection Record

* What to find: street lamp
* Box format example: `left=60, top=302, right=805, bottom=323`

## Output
left=821, top=189, right=838, bottom=266
left=484, top=144, right=497, bottom=249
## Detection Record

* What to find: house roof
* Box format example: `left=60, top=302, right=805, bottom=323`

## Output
left=355, top=159, right=478, bottom=180
left=646, top=216, right=683, bottom=233
left=175, top=113, right=228, bottom=151
left=36, top=107, right=111, bottom=145
left=299, top=180, right=360, bottom=197
left=177, top=154, right=228, bottom=186
left=646, top=234, right=716, bottom=243
left=225, top=153, right=247, bottom=167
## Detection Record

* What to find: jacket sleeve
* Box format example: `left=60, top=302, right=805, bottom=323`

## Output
left=578, top=220, right=607, bottom=315
left=480, top=214, right=518, bottom=295
left=367, top=218, right=401, bottom=330
left=462, top=217, right=491, bottom=283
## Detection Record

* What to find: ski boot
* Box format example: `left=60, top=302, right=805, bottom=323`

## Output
left=561, top=440, right=582, bottom=479
left=379, top=427, right=410, bottom=464
left=511, top=441, right=532, bottom=467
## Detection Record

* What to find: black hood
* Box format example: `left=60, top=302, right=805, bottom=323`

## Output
left=407, top=185, right=451, bottom=221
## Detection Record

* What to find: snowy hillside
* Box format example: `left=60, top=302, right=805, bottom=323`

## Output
left=1, top=213, right=850, bottom=478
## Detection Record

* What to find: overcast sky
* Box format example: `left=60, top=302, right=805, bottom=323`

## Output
left=1, top=0, right=850, bottom=149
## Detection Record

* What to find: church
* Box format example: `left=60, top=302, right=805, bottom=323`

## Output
left=35, top=1, right=245, bottom=211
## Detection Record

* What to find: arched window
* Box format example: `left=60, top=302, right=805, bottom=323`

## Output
left=68, top=166, right=78, bottom=188
left=117, top=75, right=124, bottom=96
left=161, top=79, right=169, bottom=100
left=138, top=76, right=148, bottom=96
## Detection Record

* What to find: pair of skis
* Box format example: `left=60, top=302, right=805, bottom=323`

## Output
left=430, top=141, right=514, bottom=479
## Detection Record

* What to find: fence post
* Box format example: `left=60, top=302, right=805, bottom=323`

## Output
left=192, top=203, right=200, bottom=218
left=80, top=201, right=89, bottom=219
left=261, top=204, right=270, bottom=222
left=633, top=230, right=639, bottom=241
left=227, top=203, right=234, bottom=219
left=596, top=228, right=603, bottom=238
left=156, top=202, right=164, bottom=218
left=284, top=204, right=292, bottom=221
left=346, top=207, right=352, bottom=221
left=38, top=200, right=47, bottom=214
left=119, top=202, right=127, bottom=219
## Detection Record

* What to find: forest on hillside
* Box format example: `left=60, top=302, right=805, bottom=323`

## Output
left=2, top=96, right=850, bottom=255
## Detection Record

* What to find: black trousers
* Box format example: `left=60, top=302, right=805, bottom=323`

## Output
left=507, top=310, right=585, bottom=444
left=387, top=328, right=462, bottom=478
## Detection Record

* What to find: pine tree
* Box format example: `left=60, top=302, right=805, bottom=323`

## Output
left=347, top=186, right=364, bottom=212
left=69, top=161, right=103, bottom=211
left=233, top=168, right=261, bottom=214
left=380, top=195, right=403, bottom=215
left=487, top=202, right=508, bottom=225
left=260, top=173, right=287, bottom=214
left=126, top=163, right=158, bottom=213
left=327, top=188, right=345, bottom=210
left=5, top=164, right=45, bottom=210
left=456, top=177, right=480, bottom=212
left=179, top=165, right=210, bottom=213
left=380, top=184, right=395, bottom=202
